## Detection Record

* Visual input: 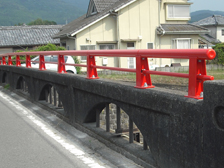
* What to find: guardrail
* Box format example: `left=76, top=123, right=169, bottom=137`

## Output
left=0, top=49, right=216, bottom=99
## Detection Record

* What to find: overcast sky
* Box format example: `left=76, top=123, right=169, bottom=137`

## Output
left=189, top=0, right=224, bottom=12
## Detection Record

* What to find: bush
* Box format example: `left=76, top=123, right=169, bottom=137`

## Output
left=73, top=56, right=81, bottom=74
left=212, top=43, right=224, bottom=65
left=34, top=43, right=65, bottom=51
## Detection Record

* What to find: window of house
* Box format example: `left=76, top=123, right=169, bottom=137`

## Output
left=172, top=38, right=191, bottom=49
left=80, top=45, right=95, bottom=61
left=167, top=5, right=190, bottom=19
left=147, top=43, right=154, bottom=49
left=222, top=29, right=224, bottom=36
left=99, top=44, right=115, bottom=50
left=127, top=43, right=135, bottom=48
left=91, top=5, right=97, bottom=14
left=86, top=1, right=97, bottom=17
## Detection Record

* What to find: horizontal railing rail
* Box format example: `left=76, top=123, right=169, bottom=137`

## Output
left=0, top=49, right=216, bottom=99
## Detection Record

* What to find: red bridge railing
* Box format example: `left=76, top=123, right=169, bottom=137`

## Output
left=0, top=49, right=216, bottom=99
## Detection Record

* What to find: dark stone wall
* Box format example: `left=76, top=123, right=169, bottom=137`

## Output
left=0, top=65, right=223, bottom=168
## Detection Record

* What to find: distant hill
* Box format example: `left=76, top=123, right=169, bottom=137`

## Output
left=190, top=10, right=224, bottom=23
left=62, top=0, right=89, bottom=11
left=0, top=0, right=89, bottom=26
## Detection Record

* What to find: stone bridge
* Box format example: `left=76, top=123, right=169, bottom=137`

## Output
left=1, top=65, right=224, bottom=168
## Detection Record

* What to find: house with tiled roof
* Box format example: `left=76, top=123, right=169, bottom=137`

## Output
left=193, top=15, right=224, bottom=47
left=54, top=0, right=209, bottom=68
left=0, top=25, right=63, bottom=54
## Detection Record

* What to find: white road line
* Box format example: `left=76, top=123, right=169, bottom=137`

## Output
left=0, top=92, right=106, bottom=168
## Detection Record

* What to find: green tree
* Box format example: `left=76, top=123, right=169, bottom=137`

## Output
left=72, top=56, right=81, bottom=74
left=34, top=43, right=65, bottom=51
left=212, top=43, right=224, bottom=65
left=14, top=23, right=24, bottom=26
left=27, top=18, right=57, bottom=25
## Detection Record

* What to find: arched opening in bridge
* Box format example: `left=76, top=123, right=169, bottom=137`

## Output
left=2, top=72, right=8, bottom=84
left=16, top=76, right=29, bottom=94
left=95, top=103, right=149, bottom=150
left=39, top=84, right=64, bottom=115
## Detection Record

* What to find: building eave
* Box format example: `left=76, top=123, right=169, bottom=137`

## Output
left=96, top=41, right=118, bottom=44
left=164, top=2, right=193, bottom=5
left=160, top=31, right=210, bottom=35
left=114, top=0, right=137, bottom=12
left=121, top=39, right=138, bottom=42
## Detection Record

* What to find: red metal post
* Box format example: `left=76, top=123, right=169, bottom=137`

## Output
left=16, top=55, right=21, bottom=66
left=87, top=55, right=99, bottom=79
left=39, top=55, right=46, bottom=70
left=2, top=56, right=6, bottom=65
left=135, top=55, right=154, bottom=89
left=26, top=55, right=31, bottom=68
left=58, top=55, right=66, bottom=73
left=8, top=56, right=12, bottom=65
left=186, top=58, right=213, bottom=99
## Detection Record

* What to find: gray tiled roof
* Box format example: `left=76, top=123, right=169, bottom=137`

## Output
left=0, top=25, right=63, bottom=47
left=200, top=34, right=221, bottom=44
left=94, top=0, right=120, bottom=12
left=157, top=24, right=209, bottom=34
left=53, top=0, right=135, bottom=38
left=193, top=15, right=224, bottom=26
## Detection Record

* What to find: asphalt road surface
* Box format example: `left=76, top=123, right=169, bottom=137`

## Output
left=0, top=88, right=142, bottom=168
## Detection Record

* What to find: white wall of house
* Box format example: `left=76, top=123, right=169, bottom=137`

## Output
left=217, top=26, right=224, bottom=42
left=205, top=26, right=217, bottom=39
left=0, top=48, right=13, bottom=54
left=76, top=16, right=117, bottom=71
left=60, top=38, right=76, bottom=50
left=66, top=39, right=76, bottom=50
left=158, top=34, right=198, bottom=66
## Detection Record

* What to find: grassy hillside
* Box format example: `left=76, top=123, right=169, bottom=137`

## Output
left=0, top=0, right=89, bottom=26
left=62, top=0, right=89, bottom=11
left=190, top=10, right=224, bottom=23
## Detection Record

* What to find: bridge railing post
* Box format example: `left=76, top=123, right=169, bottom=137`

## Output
left=186, top=58, right=208, bottom=99
left=87, top=55, right=99, bottom=79
left=58, top=55, right=66, bottom=73
left=39, top=55, right=46, bottom=70
left=135, top=55, right=154, bottom=89
left=26, top=55, right=31, bottom=68
left=2, top=56, right=6, bottom=65
left=8, top=56, right=12, bottom=65
left=16, top=55, right=21, bottom=66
